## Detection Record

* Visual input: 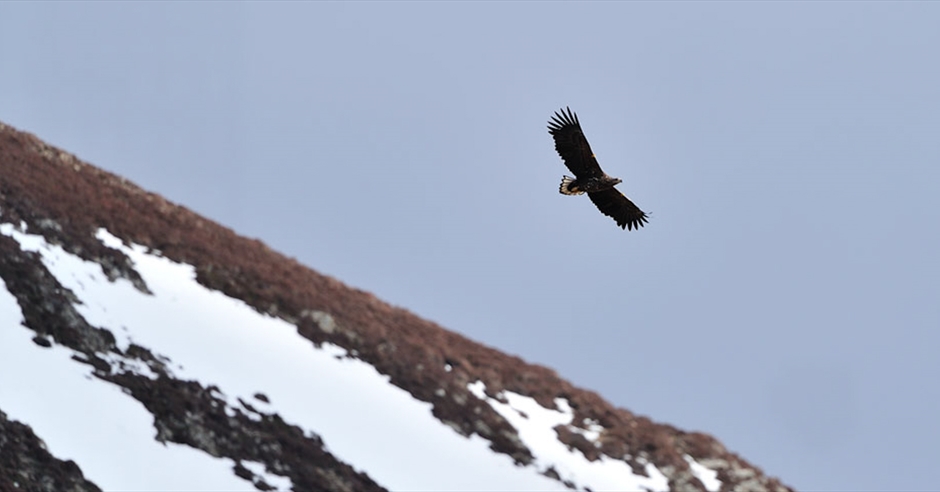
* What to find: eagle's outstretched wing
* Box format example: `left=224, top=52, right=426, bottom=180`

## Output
left=588, top=188, right=649, bottom=230
left=547, top=107, right=604, bottom=179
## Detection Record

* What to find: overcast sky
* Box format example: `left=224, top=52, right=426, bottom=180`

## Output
left=2, top=3, right=939, bottom=490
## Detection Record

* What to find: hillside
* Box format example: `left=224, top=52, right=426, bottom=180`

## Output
left=0, top=121, right=792, bottom=491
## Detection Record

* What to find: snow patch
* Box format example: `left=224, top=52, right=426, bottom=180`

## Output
left=98, top=350, right=160, bottom=380
left=0, top=275, right=254, bottom=491
left=241, top=461, right=292, bottom=491
left=0, top=225, right=571, bottom=491
left=571, top=417, right=605, bottom=442
left=685, top=455, right=722, bottom=492
left=468, top=380, right=669, bottom=491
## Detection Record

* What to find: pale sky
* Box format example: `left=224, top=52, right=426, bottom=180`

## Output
left=2, top=3, right=939, bottom=490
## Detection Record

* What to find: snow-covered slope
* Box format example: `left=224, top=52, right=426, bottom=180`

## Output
left=0, top=121, right=791, bottom=491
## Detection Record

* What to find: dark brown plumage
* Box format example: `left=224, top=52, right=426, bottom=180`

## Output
left=547, top=107, right=649, bottom=230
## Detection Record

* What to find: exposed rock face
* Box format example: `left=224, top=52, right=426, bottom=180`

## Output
left=0, top=121, right=793, bottom=491
left=0, top=410, right=101, bottom=492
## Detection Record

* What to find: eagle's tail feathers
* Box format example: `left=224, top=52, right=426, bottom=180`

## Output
left=559, top=176, right=584, bottom=195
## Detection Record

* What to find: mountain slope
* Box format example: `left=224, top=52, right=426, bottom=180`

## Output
left=0, top=121, right=792, bottom=491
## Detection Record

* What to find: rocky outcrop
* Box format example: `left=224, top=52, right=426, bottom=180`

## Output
left=0, top=410, right=101, bottom=492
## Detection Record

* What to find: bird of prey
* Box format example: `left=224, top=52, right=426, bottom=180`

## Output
left=548, top=107, right=649, bottom=230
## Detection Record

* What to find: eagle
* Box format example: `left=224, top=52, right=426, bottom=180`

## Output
left=548, top=107, right=649, bottom=230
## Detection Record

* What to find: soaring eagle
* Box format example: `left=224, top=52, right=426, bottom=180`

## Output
left=548, top=107, right=649, bottom=230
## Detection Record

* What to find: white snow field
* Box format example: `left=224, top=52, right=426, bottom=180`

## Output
left=0, top=223, right=718, bottom=491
